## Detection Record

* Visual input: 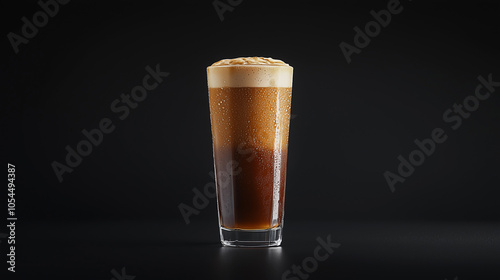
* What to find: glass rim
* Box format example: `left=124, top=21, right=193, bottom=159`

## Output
left=207, top=64, right=293, bottom=69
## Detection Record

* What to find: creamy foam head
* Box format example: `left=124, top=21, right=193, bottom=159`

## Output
left=207, top=57, right=293, bottom=88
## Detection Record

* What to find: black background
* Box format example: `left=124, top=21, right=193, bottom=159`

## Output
left=1, top=0, right=499, bottom=279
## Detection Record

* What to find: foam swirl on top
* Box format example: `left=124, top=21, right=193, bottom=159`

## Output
left=211, top=57, right=290, bottom=66
left=207, top=57, right=293, bottom=88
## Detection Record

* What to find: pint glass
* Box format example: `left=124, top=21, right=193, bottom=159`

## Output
left=207, top=57, right=293, bottom=247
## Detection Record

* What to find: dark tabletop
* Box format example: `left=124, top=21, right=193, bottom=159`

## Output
left=11, top=220, right=500, bottom=280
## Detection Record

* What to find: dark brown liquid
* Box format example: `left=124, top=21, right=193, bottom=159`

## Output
left=213, top=146, right=287, bottom=229
left=209, top=87, right=292, bottom=230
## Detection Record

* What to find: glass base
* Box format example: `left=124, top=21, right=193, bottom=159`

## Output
left=219, top=226, right=282, bottom=247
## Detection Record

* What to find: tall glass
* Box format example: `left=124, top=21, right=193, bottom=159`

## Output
left=207, top=57, right=293, bottom=247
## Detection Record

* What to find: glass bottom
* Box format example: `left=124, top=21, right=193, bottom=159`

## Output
left=219, top=226, right=282, bottom=247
